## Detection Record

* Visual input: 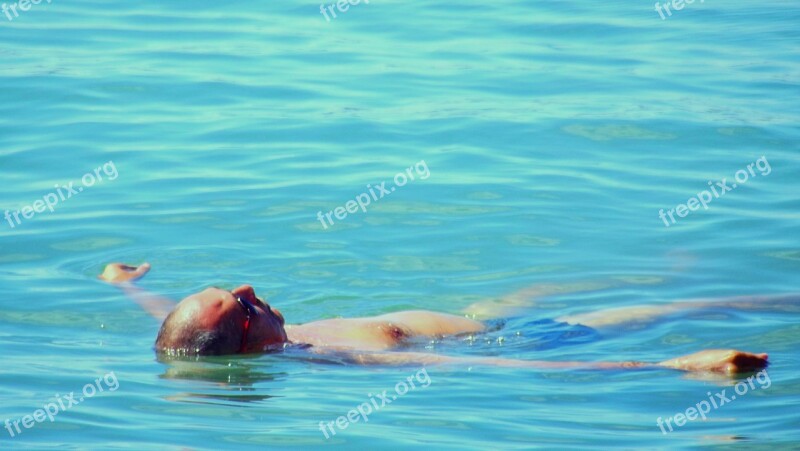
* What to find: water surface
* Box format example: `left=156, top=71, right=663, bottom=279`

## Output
left=1, top=0, right=799, bottom=449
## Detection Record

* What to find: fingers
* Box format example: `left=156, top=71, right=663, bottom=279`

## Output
left=117, top=263, right=148, bottom=272
left=125, top=262, right=151, bottom=281
left=98, top=262, right=150, bottom=283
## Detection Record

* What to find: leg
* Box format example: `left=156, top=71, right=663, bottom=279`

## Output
left=557, top=292, right=800, bottom=329
left=462, top=276, right=662, bottom=320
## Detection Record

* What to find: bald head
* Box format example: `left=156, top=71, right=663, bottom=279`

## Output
left=155, top=286, right=287, bottom=356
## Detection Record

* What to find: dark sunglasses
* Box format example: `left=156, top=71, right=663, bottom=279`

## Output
left=235, top=296, right=258, bottom=353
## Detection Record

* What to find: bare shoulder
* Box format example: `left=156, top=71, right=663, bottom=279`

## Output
left=373, top=310, right=485, bottom=336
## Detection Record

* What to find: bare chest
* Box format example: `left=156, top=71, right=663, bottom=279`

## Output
left=286, top=318, right=411, bottom=351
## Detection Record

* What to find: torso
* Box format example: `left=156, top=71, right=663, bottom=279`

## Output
left=285, top=310, right=485, bottom=352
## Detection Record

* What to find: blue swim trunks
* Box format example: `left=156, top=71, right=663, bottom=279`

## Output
left=487, top=317, right=600, bottom=350
left=412, top=317, right=600, bottom=356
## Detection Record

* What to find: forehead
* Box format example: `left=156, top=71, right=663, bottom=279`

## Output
left=194, top=287, right=235, bottom=303
left=173, top=287, right=237, bottom=328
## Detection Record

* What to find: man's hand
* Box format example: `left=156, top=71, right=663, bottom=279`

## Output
left=99, top=262, right=151, bottom=284
left=99, top=262, right=174, bottom=320
left=659, top=349, right=769, bottom=374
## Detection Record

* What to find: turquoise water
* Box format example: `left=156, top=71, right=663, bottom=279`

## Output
left=2, top=0, right=799, bottom=449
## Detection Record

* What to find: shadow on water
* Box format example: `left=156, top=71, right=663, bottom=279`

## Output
left=154, top=347, right=349, bottom=404
left=156, top=354, right=286, bottom=404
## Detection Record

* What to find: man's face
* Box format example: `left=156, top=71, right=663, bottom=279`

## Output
left=180, top=285, right=288, bottom=353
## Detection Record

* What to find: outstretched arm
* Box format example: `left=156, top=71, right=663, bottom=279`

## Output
left=330, top=349, right=768, bottom=375
left=99, top=262, right=175, bottom=321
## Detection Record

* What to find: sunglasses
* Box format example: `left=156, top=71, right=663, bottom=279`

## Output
left=235, top=296, right=258, bottom=353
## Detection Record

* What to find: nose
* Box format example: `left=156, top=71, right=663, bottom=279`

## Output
left=231, top=285, right=257, bottom=302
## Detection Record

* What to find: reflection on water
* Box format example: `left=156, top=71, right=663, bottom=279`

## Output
left=157, top=355, right=285, bottom=404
